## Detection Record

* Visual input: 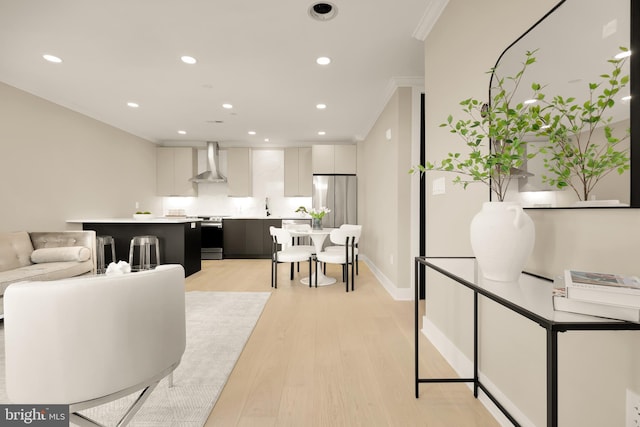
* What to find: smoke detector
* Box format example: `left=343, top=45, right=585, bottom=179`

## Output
left=308, top=2, right=338, bottom=21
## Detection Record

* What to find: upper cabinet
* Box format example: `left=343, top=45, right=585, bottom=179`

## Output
left=227, top=147, right=252, bottom=197
left=284, top=147, right=312, bottom=196
left=312, top=145, right=356, bottom=174
left=156, top=147, right=198, bottom=197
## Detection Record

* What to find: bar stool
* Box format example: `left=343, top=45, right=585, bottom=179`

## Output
left=128, top=235, right=161, bottom=271
left=96, top=235, right=116, bottom=274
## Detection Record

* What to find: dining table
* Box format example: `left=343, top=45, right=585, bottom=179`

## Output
left=289, top=227, right=336, bottom=286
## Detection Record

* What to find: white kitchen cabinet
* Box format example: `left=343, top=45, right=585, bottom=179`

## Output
left=227, top=147, right=252, bottom=197
left=284, top=147, right=312, bottom=196
left=156, top=147, right=198, bottom=196
left=312, top=144, right=356, bottom=174
left=334, top=145, right=357, bottom=174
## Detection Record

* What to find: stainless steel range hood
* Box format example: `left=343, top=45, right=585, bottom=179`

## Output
left=190, top=141, right=227, bottom=183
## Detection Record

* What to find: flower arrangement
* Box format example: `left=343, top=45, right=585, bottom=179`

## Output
left=295, top=206, right=331, bottom=219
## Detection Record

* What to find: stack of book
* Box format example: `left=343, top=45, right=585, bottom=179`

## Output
left=552, top=269, right=640, bottom=323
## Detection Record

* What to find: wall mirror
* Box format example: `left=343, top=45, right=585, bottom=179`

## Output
left=491, top=0, right=638, bottom=208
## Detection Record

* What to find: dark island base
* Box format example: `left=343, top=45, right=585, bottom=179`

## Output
left=83, top=222, right=201, bottom=277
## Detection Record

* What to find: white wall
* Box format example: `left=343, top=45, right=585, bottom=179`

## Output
left=358, top=86, right=419, bottom=299
left=0, top=82, right=159, bottom=232
left=423, top=1, right=640, bottom=426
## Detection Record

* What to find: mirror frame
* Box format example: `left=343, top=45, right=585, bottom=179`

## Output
left=489, top=0, right=639, bottom=208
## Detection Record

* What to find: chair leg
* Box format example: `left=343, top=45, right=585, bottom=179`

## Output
left=351, top=260, right=355, bottom=291
left=274, top=261, right=278, bottom=289
left=356, top=255, right=359, bottom=275
left=315, top=259, right=318, bottom=288
left=308, top=257, right=312, bottom=288
left=290, top=262, right=295, bottom=280
left=345, top=263, right=349, bottom=292
left=271, top=258, right=275, bottom=288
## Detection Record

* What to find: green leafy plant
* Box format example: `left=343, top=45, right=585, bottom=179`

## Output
left=539, top=47, right=630, bottom=201
left=410, top=50, right=547, bottom=202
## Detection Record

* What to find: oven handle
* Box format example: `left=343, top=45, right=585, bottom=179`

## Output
left=201, top=223, right=223, bottom=228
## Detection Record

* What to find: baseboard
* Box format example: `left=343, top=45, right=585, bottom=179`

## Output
left=422, top=316, right=535, bottom=427
left=361, top=255, right=413, bottom=301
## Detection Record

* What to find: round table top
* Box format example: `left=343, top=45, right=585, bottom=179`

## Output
left=289, top=228, right=335, bottom=236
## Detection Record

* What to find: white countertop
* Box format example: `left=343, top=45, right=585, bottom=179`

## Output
left=67, top=218, right=202, bottom=224
left=223, top=216, right=311, bottom=220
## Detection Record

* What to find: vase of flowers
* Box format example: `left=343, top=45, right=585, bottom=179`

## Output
left=409, top=50, right=545, bottom=282
left=295, top=206, right=331, bottom=229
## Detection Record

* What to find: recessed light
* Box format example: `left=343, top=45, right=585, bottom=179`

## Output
left=222, top=103, right=233, bottom=109
left=178, top=130, right=187, bottom=135
left=318, top=131, right=326, bottom=136
left=127, top=102, right=139, bottom=108
left=316, top=56, right=331, bottom=65
left=181, top=55, right=197, bottom=64
left=316, top=103, right=327, bottom=109
left=248, top=131, right=256, bottom=135
left=264, top=138, right=270, bottom=142
left=43, top=54, right=62, bottom=63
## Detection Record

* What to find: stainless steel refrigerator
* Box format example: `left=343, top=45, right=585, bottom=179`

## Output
left=312, top=174, right=357, bottom=228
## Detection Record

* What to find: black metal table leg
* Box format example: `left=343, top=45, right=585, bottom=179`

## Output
left=547, top=328, right=558, bottom=427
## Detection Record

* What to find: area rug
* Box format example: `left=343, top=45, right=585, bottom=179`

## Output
left=0, top=290, right=270, bottom=427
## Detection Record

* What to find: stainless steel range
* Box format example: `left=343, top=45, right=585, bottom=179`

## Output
left=198, top=216, right=227, bottom=260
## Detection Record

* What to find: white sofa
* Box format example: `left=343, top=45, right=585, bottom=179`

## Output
left=0, top=231, right=96, bottom=315
left=4, top=264, right=186, bottom=426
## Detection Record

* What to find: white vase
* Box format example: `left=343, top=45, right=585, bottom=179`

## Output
left=469, top=202, right=535, bottom=282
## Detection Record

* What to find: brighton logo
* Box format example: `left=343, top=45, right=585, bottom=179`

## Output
left=1, top=405, right=67, bottom=426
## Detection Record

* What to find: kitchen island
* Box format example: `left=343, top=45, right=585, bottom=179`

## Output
left=68, top=218, right=201, bottom=276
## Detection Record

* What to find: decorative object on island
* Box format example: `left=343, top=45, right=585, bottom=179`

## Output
left=133, top=211, right=154, bottom=220
left=410, top=50, right=545, bottom=281
left=539, top=47, right=630, bottom=203
left=295, top=206, right=331, bottom=230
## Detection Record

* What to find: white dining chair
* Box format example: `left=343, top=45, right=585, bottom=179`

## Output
left=324, top=224, right=362, bottom=274
left=270, top=226, right=314, bottom=289
left=283, top=223, right=316, bottom=272
left=315, top=227, right=361, bottom=292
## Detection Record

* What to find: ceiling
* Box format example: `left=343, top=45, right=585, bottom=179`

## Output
left=0, top=0, right=433, bottom=147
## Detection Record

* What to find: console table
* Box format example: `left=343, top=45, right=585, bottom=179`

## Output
left=414, top=257, right=640, bottom=427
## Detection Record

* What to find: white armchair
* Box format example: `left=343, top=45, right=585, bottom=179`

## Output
left=4, top=264, right=187, bottom=426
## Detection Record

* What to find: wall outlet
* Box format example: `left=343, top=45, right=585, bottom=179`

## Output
left=626, top=389, right=640, bottom=427
left=389, top=254, right=394, bottom=265
left=135, top=201, right=140, bottom=210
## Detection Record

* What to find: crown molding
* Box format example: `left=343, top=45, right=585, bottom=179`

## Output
left=412, top=0, right=449, bottom=41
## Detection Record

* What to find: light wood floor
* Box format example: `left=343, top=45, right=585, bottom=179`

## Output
left=186, top=259, right=500, bottom=427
